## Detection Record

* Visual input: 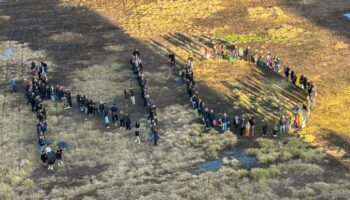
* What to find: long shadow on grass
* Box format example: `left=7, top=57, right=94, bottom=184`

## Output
left=321, top=129, right=350, bottom=166
left=281, top=0, right=350, bottom=41
left=155, top=32, right=307, bottom=130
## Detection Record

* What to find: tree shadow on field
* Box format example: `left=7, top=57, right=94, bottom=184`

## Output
left=0, top=0, right=158, bottom=87
left=320, top=128, right=350, bottom=167
left=279, top=0, right=350, bottom=41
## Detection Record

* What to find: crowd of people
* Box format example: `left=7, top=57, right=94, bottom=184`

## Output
left=175, top=44, right=318, bottom=137
left=130, top=49, right=159, bottom=146
left=23, top=48, right=161, bottom=151
left=24, top=61, right=64, bottom=171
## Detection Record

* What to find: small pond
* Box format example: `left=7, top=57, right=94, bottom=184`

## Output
left=198, top=160, right=223, bottom=171
left=0, top=48, right=14, bottom=61
left=223, top=148, right=258, bottom=169
left=196, top=148, right=258, bottom=172
left=344, top=13, right=350, bottom=20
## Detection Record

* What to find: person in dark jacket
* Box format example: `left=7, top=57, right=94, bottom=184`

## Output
left=111, top=104, right=119, bottom=126
left=232, top=115, right=240, bottom=134
left=125, top=114, right=131, bottom=130
left=221, top=113, right=229, bottom=132
left=40, top=151, right=48, bottom=166
left=169, top=53, right=176, bottom=66
left=291, top=71, right=297, bottom=87
left=262, top=121, right=268, bottom=137
left=47, top=151, right=56, bottom=171
left=124, top=90, right=129, bottom=107
left=202, top=108, right=210, bottom=128
left=284, top=65, right=290, bottom=80
left=153, top=130, right=158, bottom=146
left=98, top=102, right=104, bottom=118
left=209, top=109, right=216, bottom=127
left=56, top=147, right=63, bottom=166
left=249, top=117, right=255, bottom=137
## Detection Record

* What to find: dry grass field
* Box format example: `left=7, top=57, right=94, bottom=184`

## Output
left=1, top=0, right=350, bottom=199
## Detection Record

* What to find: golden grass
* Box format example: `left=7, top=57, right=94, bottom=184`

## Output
left=247, top=6, right=288, bottom=21
left=2, top=0, right=350, bottom=199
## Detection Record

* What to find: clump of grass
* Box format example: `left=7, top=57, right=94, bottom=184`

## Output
left=291, top=187, right=316, bottom=199
left=278, top=161, right=325, bottom=176
left=0, top=183, right=14, bottom=199
left=250, top=165, right=280, bottom=180
left=335, top=41, right=349, bottom=49
left=178, top=125, right=237, bottom=157
left=245, top=137, right=326, bottom=164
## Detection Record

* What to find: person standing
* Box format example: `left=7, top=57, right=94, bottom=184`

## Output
left=273, top=121, right=278, bottom=137
left=284, top=65, right=290, bottom=80
left=129, top=88, right=135, bottom=106
left=153, top=130, right=158, bottom=146
left=135, top=120, right=141, bottom=144
left=111, top=104, right=119, bottom=126
left=56, top=147, right=63, bottom=166
left=262, top=121, right=268, bottom=137
left=105, top=113, right=110, bottom=129
left=232, top=115, right=240, bottom=134
left=221, top=113, right=228, bottom=132
left=279, top=116, right=286, bottom=135
left=66, top=90, right=72, bottom=108
left=119, top=110, right=125, bottom=129
left=10, top=78, right=16, bottom=93
left=299, top=75, right=305, bottom=89
left=125, top=114, right=131, bottom=130
left=239, top=116, right=245, bottom=136
left=245, top=120, right=251, bottom=137
left=169, top=53, right=176, bottom=66
left=40, top=151, right=48, bottom=166
left=47, top=151, right=56, bottom=171
left=124, top=90, right=129, bottom=107
left=249, top=117, right=255, bottom=137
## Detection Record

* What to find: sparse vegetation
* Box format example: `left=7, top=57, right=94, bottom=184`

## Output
left=1, top=0, right=350, bottom=199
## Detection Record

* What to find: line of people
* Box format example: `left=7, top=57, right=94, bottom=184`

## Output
left=176, top=43, right=318, bottom=137
left=24, top=61, right=63, bottom=171
left=130, top=49, right=159, bottom=146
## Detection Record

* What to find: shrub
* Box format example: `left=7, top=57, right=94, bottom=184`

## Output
left=250, top=166, right=280, bottom=180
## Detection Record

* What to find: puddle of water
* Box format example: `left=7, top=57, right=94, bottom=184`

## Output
left=345, top=13, right=350, bottom=20
left=0, top=48, right=14, bottom=60
left=223, top=148, right=258, bottom=169
left=198, top=160, right=223, bottom=171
